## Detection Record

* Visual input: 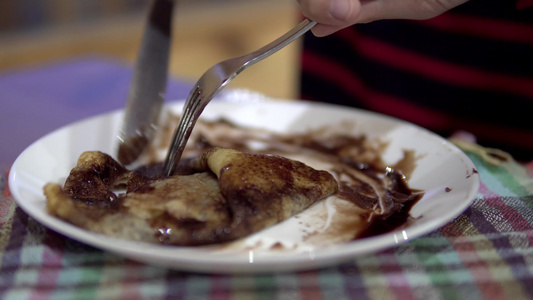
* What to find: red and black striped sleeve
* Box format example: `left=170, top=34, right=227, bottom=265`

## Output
left=299, top=0, right=533, bottom=161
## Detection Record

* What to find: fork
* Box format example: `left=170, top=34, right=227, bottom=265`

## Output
left=162, top=19, right=316, bottom=176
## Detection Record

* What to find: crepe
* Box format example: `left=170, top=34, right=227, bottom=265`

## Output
left=44, top=114, right=424, bottom=249
left=44, top=148, right=338, bottom=246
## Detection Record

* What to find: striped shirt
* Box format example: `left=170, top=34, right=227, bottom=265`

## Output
left=300, top=0, right=533, bottom=161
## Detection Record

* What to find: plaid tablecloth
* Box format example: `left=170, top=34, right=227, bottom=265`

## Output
left=1, top=151, right=533, bottom=299
left=1, top=57, right=533, bottom=299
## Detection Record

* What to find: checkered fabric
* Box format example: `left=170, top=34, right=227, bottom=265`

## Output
left=1, top=152, right=532, bottom=300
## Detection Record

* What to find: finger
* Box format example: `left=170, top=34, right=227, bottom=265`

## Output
left=297, top=0, right=361, bottom=25
left=311, top=24, right=351, bottom=37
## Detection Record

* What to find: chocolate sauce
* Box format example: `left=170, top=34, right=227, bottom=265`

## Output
left=50, top=118, right=425, bottom=247
left=63, top=151, right=129, bottom=209
left=357, top=194, right=421, bottom=239
left=117, top=135, right=149, bottom=165
left=150, top=117, right=425, bottom=241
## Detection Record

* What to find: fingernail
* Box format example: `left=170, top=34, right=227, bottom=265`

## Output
left=329, top=0, right=351, bottom=21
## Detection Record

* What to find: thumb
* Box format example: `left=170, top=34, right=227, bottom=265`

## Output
left=328, top=0, right=361, bottom=22
left=297, top=0, right=361, bottom=36
left=297, top=0, right=361, bottom=25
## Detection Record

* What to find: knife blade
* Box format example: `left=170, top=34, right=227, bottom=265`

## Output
left=117, top=0, right=175, bottom=165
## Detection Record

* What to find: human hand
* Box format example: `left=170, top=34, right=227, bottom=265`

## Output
left=297, top=0, right=469, bottom=36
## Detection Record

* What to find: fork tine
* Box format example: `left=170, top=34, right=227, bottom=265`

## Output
left=163, top=87, right=202, bottom=176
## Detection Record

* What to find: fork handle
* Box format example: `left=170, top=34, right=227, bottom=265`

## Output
left=241, top=19, right=316, bottom=71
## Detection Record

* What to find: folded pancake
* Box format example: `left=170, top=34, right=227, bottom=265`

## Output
left=44, top=148, right=338, bottom=246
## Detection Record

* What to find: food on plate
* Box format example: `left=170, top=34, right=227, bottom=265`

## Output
left=45, top=147, right=338, bottom=245
left=44, top=114, right=423, bottom=248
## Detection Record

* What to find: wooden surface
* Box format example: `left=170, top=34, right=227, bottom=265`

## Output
left=0, top=1, right=301, bottom=99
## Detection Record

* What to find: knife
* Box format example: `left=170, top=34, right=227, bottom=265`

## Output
left=117, top=0, right=175, bottom=165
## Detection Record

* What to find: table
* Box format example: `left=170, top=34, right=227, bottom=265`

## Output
left=1, top=57, right=533, bottom=299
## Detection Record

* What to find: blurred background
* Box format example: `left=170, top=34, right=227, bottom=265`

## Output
left=0, top=0, right=302, bottom=99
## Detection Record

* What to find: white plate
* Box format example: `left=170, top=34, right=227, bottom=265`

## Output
left=9, top=98, right=479, bottom=274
